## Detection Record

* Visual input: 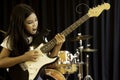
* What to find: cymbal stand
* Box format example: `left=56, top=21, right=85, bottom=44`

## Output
left=84, top=54, right=93, bottom=80
left=78, top=61, right=84, bottom=80
left=78, top=33, right=84, bottom=64
left=77, top=39, right=84, bottom=80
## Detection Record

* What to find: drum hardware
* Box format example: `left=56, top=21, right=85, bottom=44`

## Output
left=83, top=44, right=97, bottom=52
left=78, top=45, right=84, bottom=80
left=73, top=49, right=80, bottom=64
left=72, top=33, right=94, bottom=80
left=83, top=48, right=97, bottom=52
left=76, top=33, right=84, bottom=80
left=70, top=35, right=92, bottom=42
left=78, top=62, right=84, bottom=80
left=72, top=48, right=83, bottom=80
left=72, top=33, right=97, bottom=80
left=83, top=44, right=96, bottom=80
left=84, top=54, right=93, bottom=80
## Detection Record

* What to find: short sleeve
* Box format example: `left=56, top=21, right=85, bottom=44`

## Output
left=0, top=36, right=12, bottom=50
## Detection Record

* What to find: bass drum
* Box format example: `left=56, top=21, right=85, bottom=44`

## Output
left=45, top=69, right=66, bottom=80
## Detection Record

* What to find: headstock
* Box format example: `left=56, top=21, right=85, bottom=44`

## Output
left=87, top=3, right=110, bottom=17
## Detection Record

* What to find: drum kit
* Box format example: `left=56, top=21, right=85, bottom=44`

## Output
left=71, top=33, right=97, bottom=80
left=46, top=33, right=97, bottom=80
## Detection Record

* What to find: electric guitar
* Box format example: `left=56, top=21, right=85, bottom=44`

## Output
left=22, top=3, right=110, bottom=80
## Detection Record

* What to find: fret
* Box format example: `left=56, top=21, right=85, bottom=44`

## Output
left=41, top=38, right=56, bottom=53
left=40, top=14, right=89, bottom=53
left=61, top=14, right=89, bottom=36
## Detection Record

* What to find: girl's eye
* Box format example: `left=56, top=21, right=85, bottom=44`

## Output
left=27, top=21, right=33, bottom=24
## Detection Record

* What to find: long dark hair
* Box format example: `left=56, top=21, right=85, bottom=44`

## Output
left=6, top=4, right=36, bottom=56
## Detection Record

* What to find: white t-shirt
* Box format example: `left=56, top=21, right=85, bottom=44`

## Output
left=0, top=36, right=33, bottom=71
left=1, top=36, right=33, bottom=50
left=1, top=36, right=11, bottom=50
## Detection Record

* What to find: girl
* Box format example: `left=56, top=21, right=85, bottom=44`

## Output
left=0, top=4, right=65, bottom=80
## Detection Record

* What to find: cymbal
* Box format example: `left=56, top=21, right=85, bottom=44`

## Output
left=83, top=48, right=97, bottom=52
left=71, top=35, right=92, bottom=41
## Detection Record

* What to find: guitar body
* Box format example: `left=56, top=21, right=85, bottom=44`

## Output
left=24, top=44, right=58, bottom=80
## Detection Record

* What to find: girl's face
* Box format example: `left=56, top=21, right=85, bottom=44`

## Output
left=24, top=13, right=38, bottom=35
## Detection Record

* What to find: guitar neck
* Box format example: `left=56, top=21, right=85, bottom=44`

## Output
left=40, top=14, right=90, bottom=53
left=61, top=14, right=89, bottom=36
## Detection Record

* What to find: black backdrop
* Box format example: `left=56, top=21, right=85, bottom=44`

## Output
left=0, top=0, right=119, bottom=80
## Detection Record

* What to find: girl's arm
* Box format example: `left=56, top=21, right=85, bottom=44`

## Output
left=0, top=48, right=39, bottom=68
left=50, top=33, right=65, bottom=57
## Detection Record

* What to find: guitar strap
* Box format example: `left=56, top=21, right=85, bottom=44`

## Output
left=30, top=28, right=51, bottom=48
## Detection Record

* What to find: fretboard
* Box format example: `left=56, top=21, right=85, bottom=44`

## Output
left=41, top=14, right=90, bottom=53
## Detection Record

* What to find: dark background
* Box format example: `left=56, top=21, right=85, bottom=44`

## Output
left=0, top=0, right=119, bottom=80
